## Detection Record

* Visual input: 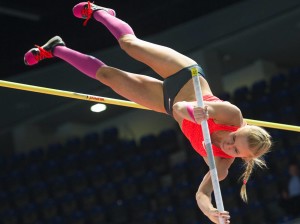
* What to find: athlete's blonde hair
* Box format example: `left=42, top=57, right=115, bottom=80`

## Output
left=239, top=125, right=272, bottom=202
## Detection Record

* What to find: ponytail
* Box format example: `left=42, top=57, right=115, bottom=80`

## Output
left=240, top=125, right=272, bottom=202
left=240, top=158, right=267, bottom=202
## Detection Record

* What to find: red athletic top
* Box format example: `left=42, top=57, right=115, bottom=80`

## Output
left=181, top=95, right=239, bottom=158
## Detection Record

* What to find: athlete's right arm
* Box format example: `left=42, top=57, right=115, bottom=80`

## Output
left=172, top=101, right=204, bottom=123
left=173, top=100, right=242, bottom=126
left=196, top=172, right=230, bottom=224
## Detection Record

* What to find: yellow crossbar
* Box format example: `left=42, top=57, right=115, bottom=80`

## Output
left=1, top=80, right=299, bottom=132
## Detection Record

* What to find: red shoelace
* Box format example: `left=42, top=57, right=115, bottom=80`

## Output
left=34, top=45, right=53, bottom=61
left=82, top=1, right=93, bottom=26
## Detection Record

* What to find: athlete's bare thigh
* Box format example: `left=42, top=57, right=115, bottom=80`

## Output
left=119, top=35, right=197, bottom=78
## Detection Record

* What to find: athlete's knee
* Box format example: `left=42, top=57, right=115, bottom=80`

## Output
left=118, top=35, right=139, bottom=51
left=96, top=66, right=112, bottom=82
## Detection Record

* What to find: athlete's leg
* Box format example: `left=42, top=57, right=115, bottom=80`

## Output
left=96, top=66, right=165, bottom=113
left=24, top=36, right=103, bottom=80
left=118, top=35, right=197, bottom=78
left=24, top=36, right=166, bottom=113
left=73, top=2, right=197, bottom=78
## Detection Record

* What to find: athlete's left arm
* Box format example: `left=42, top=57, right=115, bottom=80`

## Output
left=196, top=158, right=234, bottom=223
left=204, top=101, right=243, bottom=125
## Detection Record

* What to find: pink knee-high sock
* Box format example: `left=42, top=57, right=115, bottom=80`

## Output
left=93, top=11, right=134, bottom=40
left=53, top=46, right=105, bottom=80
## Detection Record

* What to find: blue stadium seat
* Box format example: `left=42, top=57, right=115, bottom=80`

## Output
left=58, top=193, right=78, bottom=217
left=67, top=170, right=89, bottom=193
left=217, top=92, right=231, bottom=101
left=127, top=155, right=147, bottom=178
left=19, top=202, right=39, bottom=224
left=119, top=177, right=139, bottom=200
left=40, top=198, right=58, bottom=220
left=288, top=66, right=300, bottom=87
left=139, top=212, right=158, bottom=224
left=45, top=216, right=66, bottom=224
left=245, top=180, right=259, bottom=201
left=99, top=144, right=118, bottom=163
left=107, top=200, right=129, bottom=223
left=61, top=154, right=80, bottom=175
left=28, top=147, right=45, bottom=164
left=69, top=210, right=86, bottom=224
left=128, top=194, right=151, bottom=220
left=258, top=111, right=277, bottom=123
left=8, top=153, right=27, bottom=171
left=98, top=182, right=119, bottom=205
left=271, top=89, right=292, bottom=109
left=48, top=176, right=68, bottom=199
left=108, top=160, right=128, bottom=183
left=264, top=201, right=288, bottom=223
left=0, top=209, right=19, bottom=224
left=236, top=101, right=254, bottom=118
left=278, top=106, right=298, bottom=125
left=79, top=149, right=98, bottom=171
left=87, top=206, right=107, bottom=224
left=139, top=171, right=159, bottom=196
left=3, top=170, right=23, bottom=192
left=83, top=131, right=99, bottom=148
left=77, top=187, right=97, bottom=211
left=289, top=84, right=300, bottom=114
left=251, top=79, right=267, bottom=99
left=0, top=191, right=11, bottom=212
left=172, top=162, right=189, bottom=184
left=119, top=139, right=137, bottom=159
left=11, top=186, right=30, bottom=208
left=268, top=129, right=286, bottom=149
left=177, top=199, right=199, bottom=224
left=245, top=201, right=267, bottom=223
left=47, top=143, right=64, bottom=160
left=145, top=149, right=168, bottom=174
left=233, top=86, right=249, bottom=103
left=173, top=182, right=193, bottom=202
left=187, top=156, right=207, bottom=183
left=29, top=181, right=49, bottom=204
left=42, top=160, right=62, bottom=180
left=140, top=134, right=158, bottom=151
left=23, top=163, right=42, bottom=186
left=155, top=187, right=173, bottom=209
left=230, top=206, right=246, bottom=224
left=222, top=186, right=239, bottom=208
left=102, top=127, right=119, bottom=144
left=270, top=73, right=287, bottom=92
left=157, top=129, right=178, bottom=150
left=259, top=174, right=279, bottom=202
left=158, top=206, right=178, bottom=224
left=252, top=95, right=272, bottom=115
left=65, top=136, right=82, bottom=153
left=87, top=165, right=108, bottom=188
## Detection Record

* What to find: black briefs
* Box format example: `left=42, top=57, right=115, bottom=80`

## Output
left=163, top=64, right=205, bottom=116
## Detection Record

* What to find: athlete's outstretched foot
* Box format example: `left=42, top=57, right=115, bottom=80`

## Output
left=24, top=36, right=65, bottom=66
left=73, top=1, right=116, bottom=26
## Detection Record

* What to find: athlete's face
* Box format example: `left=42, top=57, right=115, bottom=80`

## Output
left=220, top=128, right=253, bottom=158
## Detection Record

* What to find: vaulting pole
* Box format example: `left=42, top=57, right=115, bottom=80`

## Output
left=190, top=67, right=225, bottom=224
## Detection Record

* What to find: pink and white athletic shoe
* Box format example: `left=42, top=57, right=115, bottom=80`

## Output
left=73, top=1, right=116, bottom=26
left=24, top=36, right=65, bottom=66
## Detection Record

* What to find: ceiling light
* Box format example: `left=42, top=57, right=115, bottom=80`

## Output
left=90, top=103, right=107, bottom=113
left=0, top=6, right=40, bottom=21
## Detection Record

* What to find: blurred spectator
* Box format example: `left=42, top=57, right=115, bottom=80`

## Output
left=279, top=162, right=300, bottom=217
